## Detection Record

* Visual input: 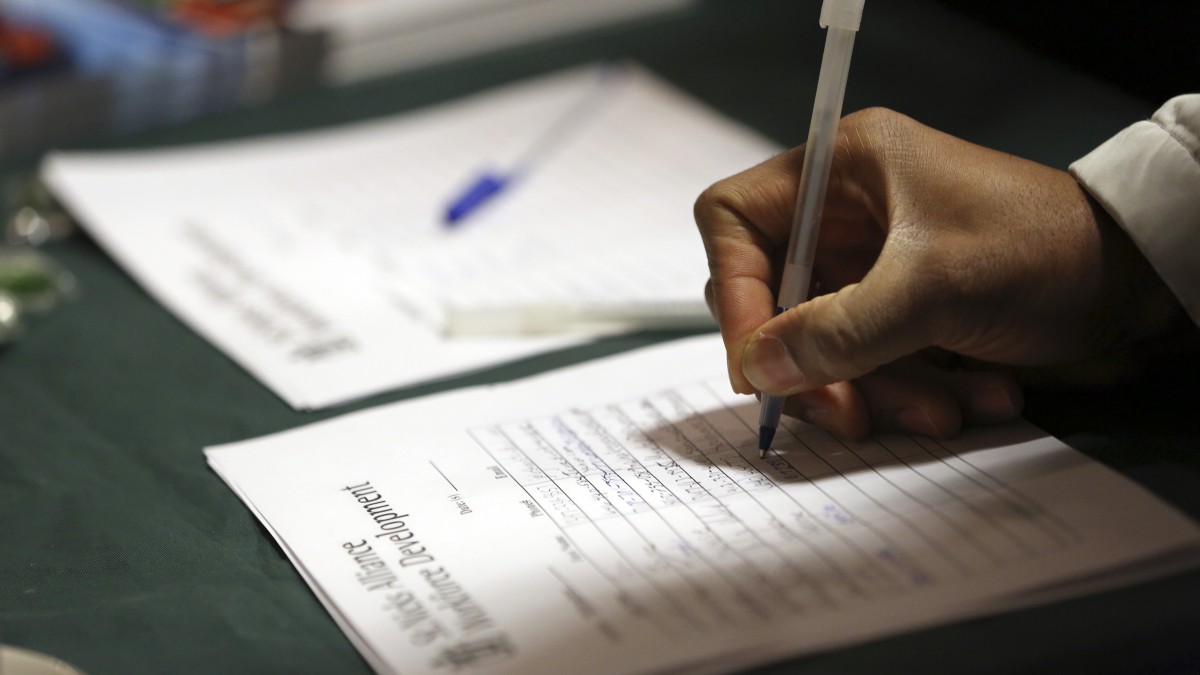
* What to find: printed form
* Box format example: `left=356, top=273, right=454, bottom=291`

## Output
left=206, top=335, right=1200, bottom=674
left=41, top=64, right=779, bottom=409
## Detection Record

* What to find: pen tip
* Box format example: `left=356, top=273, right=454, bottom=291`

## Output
left=757, top=425, right=776, bottom=458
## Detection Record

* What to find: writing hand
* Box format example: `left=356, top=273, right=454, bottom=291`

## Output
left=695, top=108, right=1189, bottom=439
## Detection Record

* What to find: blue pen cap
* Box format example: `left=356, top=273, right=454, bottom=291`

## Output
left=444, top=171, right=510, bottom=225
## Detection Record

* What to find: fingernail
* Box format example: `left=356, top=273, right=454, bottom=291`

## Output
left=743, top=334, right=806, bottom=392
left=975, top=385, right=1017, bottom=418
left=896, top=406, right=942, bottom=437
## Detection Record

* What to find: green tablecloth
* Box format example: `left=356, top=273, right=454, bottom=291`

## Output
left=2, top=1, right=1197, bottom=673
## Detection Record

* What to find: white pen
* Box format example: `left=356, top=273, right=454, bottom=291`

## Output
left=442, top=299, right=712, bottom=337
left=758, top=0, right=865, bottom=458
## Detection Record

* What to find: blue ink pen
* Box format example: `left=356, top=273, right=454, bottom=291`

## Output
left=758, top=0, right=864, bottom=458
left=442, top=63, right=622, bottom=227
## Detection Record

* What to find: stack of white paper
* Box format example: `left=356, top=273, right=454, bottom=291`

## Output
left=286, top=0, right=696, bottom=84
left=43, top=64, right=780, bottom=410
left=206, top=335, right=1200, bottom=674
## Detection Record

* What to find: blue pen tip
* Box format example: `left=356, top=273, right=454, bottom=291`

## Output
left=758, top=425, right=776, bottom=458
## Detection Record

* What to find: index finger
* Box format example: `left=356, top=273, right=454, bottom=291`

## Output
left=694, top=148, right=806, bottom=393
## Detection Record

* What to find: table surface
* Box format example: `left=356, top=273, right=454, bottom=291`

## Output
left=2, top=1, right=1198, bottom=673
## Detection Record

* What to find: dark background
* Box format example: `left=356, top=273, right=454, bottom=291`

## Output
left=935, top=0, right=1198, bottom=105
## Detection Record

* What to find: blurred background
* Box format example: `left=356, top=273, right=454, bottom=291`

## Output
left=0, top=0, right=697, bottom=163
left=937, top=0, right=1198, bottom=107
left=0, top=0, right=1195, bottom=388
left=0, top=0, right=1194, bottom=166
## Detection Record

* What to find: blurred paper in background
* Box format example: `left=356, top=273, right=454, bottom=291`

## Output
left=42, top=64, right=779, bottom=409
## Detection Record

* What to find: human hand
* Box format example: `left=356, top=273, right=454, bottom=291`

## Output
left=695, top=107, right=1188, bottom=440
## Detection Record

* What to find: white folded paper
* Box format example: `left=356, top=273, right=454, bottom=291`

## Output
left=207, top=335, right=1200, bottom=674
left=43, top=64, right=779, bottom=409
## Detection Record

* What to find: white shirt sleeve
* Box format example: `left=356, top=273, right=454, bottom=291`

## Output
left=1069, top=94, right=1200, bottom=326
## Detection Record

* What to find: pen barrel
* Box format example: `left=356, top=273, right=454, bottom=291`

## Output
left=780, top=25, right=857, bottom=308
left=758, top=392, right=786, bottom=431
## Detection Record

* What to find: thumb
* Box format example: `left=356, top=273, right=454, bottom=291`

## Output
left=740, top=262, right=935, bottom=395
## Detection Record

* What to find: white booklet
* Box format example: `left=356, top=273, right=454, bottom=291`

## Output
left=42, top=63, right=779, bottom=410
left=206, top=334, right=1200, bottom=674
